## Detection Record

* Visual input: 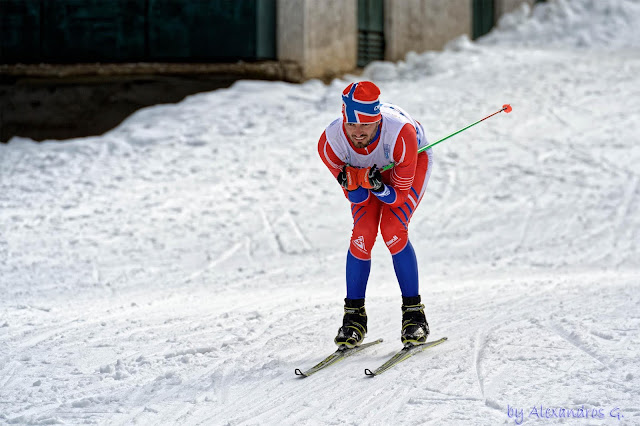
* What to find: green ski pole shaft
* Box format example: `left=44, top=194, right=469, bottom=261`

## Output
left=382, top=104, right=512, bottom=171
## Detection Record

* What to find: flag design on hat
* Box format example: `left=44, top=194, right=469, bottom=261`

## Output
left=342, top=81, right=382, bottom=123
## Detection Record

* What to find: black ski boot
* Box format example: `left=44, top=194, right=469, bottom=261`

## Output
left=401, top=295, right=429, bottom=347
left=334, top=298, right=367, bottom=349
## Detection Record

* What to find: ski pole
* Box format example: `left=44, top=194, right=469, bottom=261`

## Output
left=382, top=104, right=512, bottom=171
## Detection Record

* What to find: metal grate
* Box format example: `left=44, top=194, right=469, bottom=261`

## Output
left=357, top=0, right=384, bottom=68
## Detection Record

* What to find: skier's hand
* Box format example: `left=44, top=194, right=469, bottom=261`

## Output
left=357, top=165, right=384, bottom=192
left=337, top=165, right=360, bottom=191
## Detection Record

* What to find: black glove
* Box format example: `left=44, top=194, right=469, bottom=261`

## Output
left=359, top=165, right=384, bottom=192
left=337, top=165, right=359, bottom=191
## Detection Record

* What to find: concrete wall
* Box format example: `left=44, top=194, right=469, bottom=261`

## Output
left=277, top=0, right=357, bottom=80
left=278, top=0, right=533, bottom=80
left=384, top=0, right=472, bottom=63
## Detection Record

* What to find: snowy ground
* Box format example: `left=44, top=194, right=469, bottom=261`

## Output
left=1, top=0, right=640, bottom=424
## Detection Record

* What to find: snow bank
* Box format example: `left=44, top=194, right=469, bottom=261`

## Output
left=481, top=0, right=640, bottom=49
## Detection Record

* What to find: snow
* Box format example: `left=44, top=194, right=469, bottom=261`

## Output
left=480, top=0, right=640, bottom=49
left=1, top=0, right=639, bottom=424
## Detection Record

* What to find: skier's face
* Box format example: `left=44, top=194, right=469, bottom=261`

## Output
left=345, top=121, right=380, bottom=149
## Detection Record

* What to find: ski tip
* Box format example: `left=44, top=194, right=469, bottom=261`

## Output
left=364, top=368, right=376, bottom=377
left=294, top=369, right=307, bottom=377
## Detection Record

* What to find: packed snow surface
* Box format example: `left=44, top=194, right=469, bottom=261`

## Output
left=1, top=0, right=639, bottom=424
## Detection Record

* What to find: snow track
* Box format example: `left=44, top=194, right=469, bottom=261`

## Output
left=2, top=1, right=640, bottom=424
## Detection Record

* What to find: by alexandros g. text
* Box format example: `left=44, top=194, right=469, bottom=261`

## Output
left=507, top=404, right=624, bottom=424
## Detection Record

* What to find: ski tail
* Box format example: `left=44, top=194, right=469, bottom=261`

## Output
left=295, top=338, right=383, bottom=377
left=365, top=337, right=448, bottom=376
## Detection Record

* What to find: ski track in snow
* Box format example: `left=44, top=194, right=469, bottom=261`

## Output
left=2, top=1, right=640, bottom=424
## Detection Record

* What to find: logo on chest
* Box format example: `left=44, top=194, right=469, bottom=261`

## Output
left=383, top=143, right=391, bottom=160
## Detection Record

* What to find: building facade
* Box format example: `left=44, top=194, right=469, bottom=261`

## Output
left=278, top=0, right=538, bottom=80
left=2, top=0, right=538, bottom=81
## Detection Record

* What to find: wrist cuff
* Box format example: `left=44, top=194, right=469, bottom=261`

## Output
left=371, top=183, right=387, bottom=194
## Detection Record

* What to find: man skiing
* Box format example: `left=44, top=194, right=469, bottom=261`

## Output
left=318, top=81, right=433, bottom=349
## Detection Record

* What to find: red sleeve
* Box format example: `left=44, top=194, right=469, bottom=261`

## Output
left=318, top=131, right=345, bottom=179
left=384, top=123, right=418, bottom=207
left=318, top=131, right=355, bottom=201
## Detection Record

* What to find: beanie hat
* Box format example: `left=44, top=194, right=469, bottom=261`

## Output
left=342, top=81, right=382, bottom=124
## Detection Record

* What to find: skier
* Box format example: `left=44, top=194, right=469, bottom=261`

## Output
left=318, top=81, right=433, bottom=349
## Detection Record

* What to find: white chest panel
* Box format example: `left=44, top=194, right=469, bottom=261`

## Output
left=324, top=103, right=423, bottom=168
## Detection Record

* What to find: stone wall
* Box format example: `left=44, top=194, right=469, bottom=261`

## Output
left=277, top=0, right=358, bottom=80
left=384, top=0, right=472, bottom=63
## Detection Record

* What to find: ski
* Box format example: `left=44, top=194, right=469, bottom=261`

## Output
left=364, top=337, right=448, bottom=377
left=295, top=338, right=384, bottom=377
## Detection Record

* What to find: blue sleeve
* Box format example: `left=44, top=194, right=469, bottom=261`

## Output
left=371, top=184, right=397, bottom=204
left=348, top=187, right=370, bottom=204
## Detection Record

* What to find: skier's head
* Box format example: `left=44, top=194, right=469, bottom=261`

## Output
left=341, top=81, right=382, bottom=124
left=342, top=81, right=382, bottom=148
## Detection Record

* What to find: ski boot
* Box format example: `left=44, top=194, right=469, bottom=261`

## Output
left=334, top=298, right=367, bottom=349
left=401, top=295, right=429, bottom=347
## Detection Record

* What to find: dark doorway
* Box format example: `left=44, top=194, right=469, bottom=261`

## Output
left=472, top=0, right=495, bottom=40
left=357, top=0, right=385, bottom=68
